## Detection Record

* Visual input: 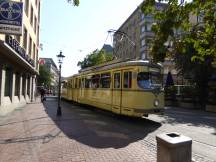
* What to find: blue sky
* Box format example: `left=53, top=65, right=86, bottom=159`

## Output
left=40, top=0, right=144, bottom=77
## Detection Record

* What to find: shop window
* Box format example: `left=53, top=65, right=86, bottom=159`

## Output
left=22, top=75, right=26, bottom=95
left=15, top=73, right=20, bottom=96
left=114, top=73, right=120, bottom=89
left=100, top=73, right=111, bottom=88
left=123, top=71, right=132, bottom=88
left=27, top=76, right=30, bottom=95
left=4, top=68, right=12, bottom=97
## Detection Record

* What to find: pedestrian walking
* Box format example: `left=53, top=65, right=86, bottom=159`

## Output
left=40, top=88, right=46, bottom=102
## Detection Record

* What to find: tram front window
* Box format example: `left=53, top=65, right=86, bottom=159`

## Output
left=137, top=72, right=162, bottom=89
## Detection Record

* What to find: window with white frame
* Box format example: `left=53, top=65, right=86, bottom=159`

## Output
left=141, top=25, right=145, bottom=33
left=30, top=5, right=33, bottom=25
left=28, top=36, right=32, bottom=56
left=141, top=39, right=145, bottom=47
left=23, top=27, right=28, bottom=50
left=146, top=23, right=152, bottom=31
left=141, top=52, right=146, bottom=59
left=25, top=0, right=29, bottom=16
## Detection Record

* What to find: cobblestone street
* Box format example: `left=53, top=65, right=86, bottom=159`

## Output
left=0, top=97, right=215, bottom=162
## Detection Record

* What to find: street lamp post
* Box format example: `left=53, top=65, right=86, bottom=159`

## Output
left=56, top=51, right=65, bottom=116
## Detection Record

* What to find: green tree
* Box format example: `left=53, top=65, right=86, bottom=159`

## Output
left=67, top=0, right=79, bottom=6
left=141, top=0, right=216, bottom=108
left=38, top=65, right=53, bottom=87
left=77, top=49, right=113, bottom=69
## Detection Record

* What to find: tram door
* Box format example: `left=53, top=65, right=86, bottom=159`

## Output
left=112, top=71, right=122, bottom=114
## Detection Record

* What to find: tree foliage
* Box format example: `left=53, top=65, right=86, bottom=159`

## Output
left=67, top=0, right=79, bottom=6
left=141, top=0, right=216, bottom=107
left=38, top=65, right=53, bottom=87
left=142, top=0, right=215, bottom=62
left=77, top=49, right=113, bottom=69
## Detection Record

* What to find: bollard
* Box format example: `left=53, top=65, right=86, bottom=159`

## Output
left=156, top=132, right=192, bottom=162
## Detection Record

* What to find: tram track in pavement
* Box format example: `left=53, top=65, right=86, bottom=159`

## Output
left=127, top=124, right=216, bottom=162
left=148, top=124, right=216, bottom=148
left=143, top=116, right=216, bottom=162
left=77, top=107, right=216, bottom=162
left=52, top=99, right=216, bottom=162
left=62, top=100, right=216, bottom=148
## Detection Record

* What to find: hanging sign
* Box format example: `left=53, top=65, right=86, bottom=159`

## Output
left=0, top=0, right=23, bottom=35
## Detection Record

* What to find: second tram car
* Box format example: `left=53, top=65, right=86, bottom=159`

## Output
left=62, top=59, right=164, bottom=117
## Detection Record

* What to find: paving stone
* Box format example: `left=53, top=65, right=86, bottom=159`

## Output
left=0, top=98, right=215, bottom=162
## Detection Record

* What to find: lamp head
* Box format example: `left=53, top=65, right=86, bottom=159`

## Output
left=57, top=51, right=65, bottom=64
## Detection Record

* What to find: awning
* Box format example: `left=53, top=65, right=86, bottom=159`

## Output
left=0, top=40, right=38, bottom=75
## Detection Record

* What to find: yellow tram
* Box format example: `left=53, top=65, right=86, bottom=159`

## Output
left=62, top=59, right=164, bottom=117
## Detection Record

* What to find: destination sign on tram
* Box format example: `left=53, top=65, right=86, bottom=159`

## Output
left=0, top=0, right=23, bottom=35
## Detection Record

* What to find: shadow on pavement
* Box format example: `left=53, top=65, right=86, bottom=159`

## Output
left=43, top=99, right=161, bottom=149
left=159, top=107, right=216, bottom=130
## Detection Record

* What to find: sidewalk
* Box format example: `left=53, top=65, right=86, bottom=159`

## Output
left=0, top=98, right=156, bottom=162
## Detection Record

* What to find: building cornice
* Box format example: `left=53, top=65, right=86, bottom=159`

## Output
left=0, top=40, right=38, bottom=74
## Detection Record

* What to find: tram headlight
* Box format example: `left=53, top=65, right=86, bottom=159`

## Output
left=154, top=100, right=159, bottom=107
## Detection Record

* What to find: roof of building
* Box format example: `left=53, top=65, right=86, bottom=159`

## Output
left=101, top=44, right=113, bottom=53
left=39, top=58, right=58, bottom=69
left=117, top=2, right=167, bottom=31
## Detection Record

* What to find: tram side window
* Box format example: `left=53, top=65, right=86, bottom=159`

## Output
left=92, top=74, right=100, bottom=88
left=81, top=78, right=85, bottom=88
left=71, top=80, right=74, bottom=88
left=75, top=78, right=78, bottom=88
left=101, top=73, right=111, bottom=88
left=66, top=82, right=69, bottom=88
left=62, top=82, right=67, bottom=88
left=85, top=78, right=91, bottom=88
left=71, top=80, right=73, bottom=88
left=78, top=79, right=81, bottom=88
left=114, top=73, right=120, bottom=89
left=124, top=71, right=132, bottom=88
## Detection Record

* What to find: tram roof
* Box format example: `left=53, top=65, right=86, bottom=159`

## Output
left=73, top=59, right=162, bottom=76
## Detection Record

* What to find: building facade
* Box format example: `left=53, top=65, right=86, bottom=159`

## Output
left=113, top=3, right=167, bottom=60
left=39, top=58, right=59, bottom=95
left=0, top=0, right=41, bottom=115
left=113, top=7, right=141, bottom=60
left=113, top=3, right=178, bottom=84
